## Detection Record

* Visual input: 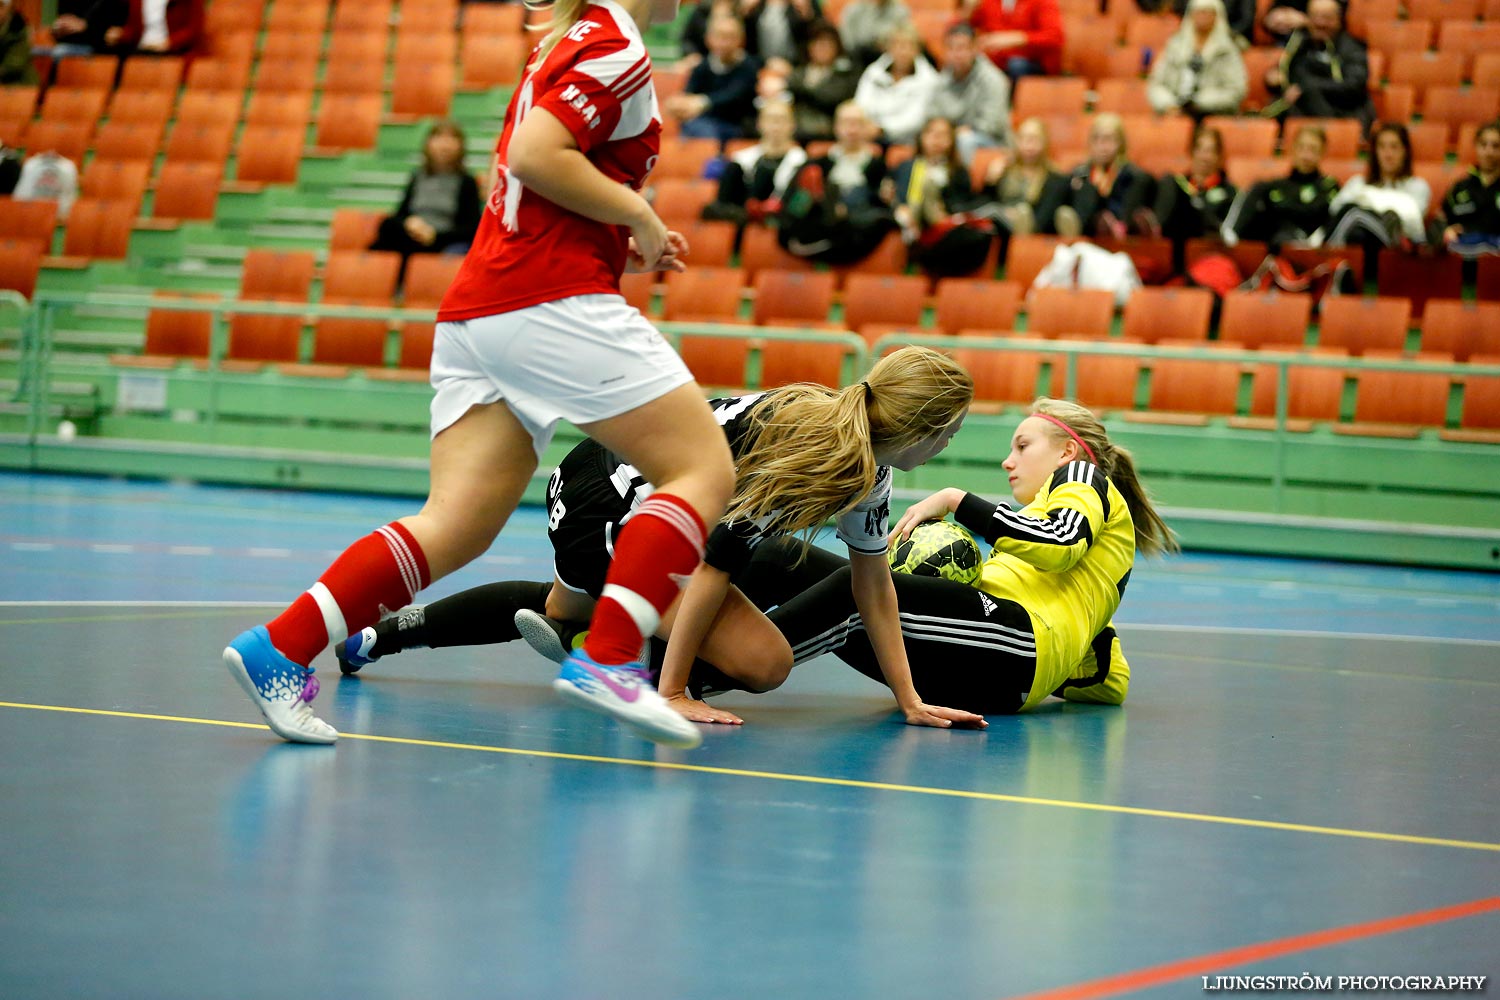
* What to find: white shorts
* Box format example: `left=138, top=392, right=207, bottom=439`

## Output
left=430, top=294, right=695, bottom=457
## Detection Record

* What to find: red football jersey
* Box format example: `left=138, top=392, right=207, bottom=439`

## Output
left=439, top=0, right=660, bottom=321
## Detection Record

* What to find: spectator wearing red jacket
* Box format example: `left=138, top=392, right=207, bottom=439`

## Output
left=964, top=0, right=1063, bottom=79
left=104, top=0, right=202, bottom=54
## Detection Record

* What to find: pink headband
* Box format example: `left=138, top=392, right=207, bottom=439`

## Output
left=1034, top=412, right=1098, bottom=465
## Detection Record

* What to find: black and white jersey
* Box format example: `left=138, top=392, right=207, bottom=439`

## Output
left=580, top=393, right=893, bottom=577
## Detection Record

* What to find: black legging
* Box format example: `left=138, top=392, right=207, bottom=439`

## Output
left=736, top=539, right=1038, bottom=715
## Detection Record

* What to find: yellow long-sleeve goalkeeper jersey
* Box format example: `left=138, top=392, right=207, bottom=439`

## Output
left=953, top=460, right=1135, bottom=711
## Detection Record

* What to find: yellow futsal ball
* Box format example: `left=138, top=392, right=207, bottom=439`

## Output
left=888, top=519, right=983, bottom=585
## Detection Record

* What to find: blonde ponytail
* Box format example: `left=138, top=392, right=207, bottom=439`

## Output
left=724, top=347, right=973, bottom=539
left=1030, top=398, right=1179, bottom=557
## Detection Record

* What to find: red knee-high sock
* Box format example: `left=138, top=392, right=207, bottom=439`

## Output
left=266, top=522, right=431, bottom=667
left=585, top=493, right=706, bottom=666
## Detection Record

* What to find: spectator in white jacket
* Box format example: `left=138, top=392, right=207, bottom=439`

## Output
left=925, top=22, right=1012, bottom=165
left=1146, top=0, right=1247, bottom=119
left=854, top=22, right=940, bottom=147
left=1325, top=122, right=1429, bottom=249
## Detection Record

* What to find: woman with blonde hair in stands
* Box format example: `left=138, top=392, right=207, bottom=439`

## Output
left=974, top=115, right=1069, bottom=237
left=340, top=347, right=987, bottom=732
left=220, top=0, right=737, bottom=749
left=728, top=396, right=1177, bottom=716
left=1146, top=0, right=1248, bottom=120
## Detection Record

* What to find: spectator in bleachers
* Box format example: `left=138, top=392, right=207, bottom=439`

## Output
left=964, top=0, right=1064, bottom=80
left=103, top=0, right=203, bottom=55
left=742, top=0, right=824, bottom=74
left=47, top=0, right=127, bottom=57
left=853, top=22, right=940, bottom=146
left=1221, top=123, right=1339, bottom=247
left=838, top=0, right=911, bottom=68
left=702, top=100, right=808, bottom=227
left=1324, top=122, right=1429, bottom=250
left=0, top=141, right=20, bottom=195
left=1435, top=121, right=1500, bottom=259
left=770, top=20, right=860, bottom=142
left=1145, top=0, right=1248, bottom=120
left=973, top=116, right=1066, bottom=237
left=1258, top=0, right=1306, bottom=46
left=883, top=116, right=992, bottom=276
left=667, top=15, right=762, bottom=142
left=777, top=101, right=897, bottom=263
left=680, top=0, right=823, bottom=71
left=925, top=23, right=1012, bottom=166
left=1262, top=0, right=1371, bottom=130
left=1053, top=113, right=1156, bottom=240
left=12, top=149, right=79, bottom=218
left=1135, top=0, right=1256, bottom=48
left=1, top=0, right=38, bottom=84
left=369, top=121, right=482, bottom=285
left=1150, top=126, right=1237, bottom=270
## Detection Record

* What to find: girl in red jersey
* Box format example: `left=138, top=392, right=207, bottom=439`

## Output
left=222, top=0, right=735, bottom=749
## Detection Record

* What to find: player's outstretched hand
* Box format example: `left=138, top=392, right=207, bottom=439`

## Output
left=890, top=487, right=964, bottom=542
left=903, top=702, right=988, bottom=730
left=666, top=693, right=743, bottom=725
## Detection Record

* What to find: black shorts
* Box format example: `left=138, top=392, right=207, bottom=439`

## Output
left=545, top=439, right=638, bottom=599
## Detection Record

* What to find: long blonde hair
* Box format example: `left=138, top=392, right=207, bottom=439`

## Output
left=726, top=346, right=974, bottom=536
left=526, top=0, right=589, bottom=67
left=1030, top=398, right=1179, bottom=557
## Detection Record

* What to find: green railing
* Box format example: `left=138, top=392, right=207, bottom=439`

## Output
left=4, top=291, right=1499, bottom=567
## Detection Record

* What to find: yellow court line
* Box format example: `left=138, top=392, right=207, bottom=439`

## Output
left=4, top=699, right=1498, bottom=855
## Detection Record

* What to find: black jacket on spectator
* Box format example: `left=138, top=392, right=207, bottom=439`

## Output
left=681, top=0, right=823, bottom=64
left=1225, top=167, right=1340, bottom=245
left=1437, top=170, right=1500, bottom=238
left=785, top=57, right=861, bottom=141
left=1061, top=161, right=1156, bottom=234
left=1268, top=27, right=1373, bottom=127
left=777, top=152, right=896, bottom=264
left=703, top=145, right=809, bottom=226
left=686, top=55, right=762, bottom=136
left=1153, top=171, right=1238, bottom=241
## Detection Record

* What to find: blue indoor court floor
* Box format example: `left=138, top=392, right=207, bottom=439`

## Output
left=1, top=471, right=1497, bottom=1000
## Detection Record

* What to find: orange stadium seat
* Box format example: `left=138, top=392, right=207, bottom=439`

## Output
left=242, top=249, right=316, bottom=301
left=1062, top=18, right=1124, bottom=84
left=315, top=95, right=382, bottom=151
left=402, top=254, right=464, bottom=307
left=139, top=305, right=213, bottom=362
left=752, top=270, right=837, bottom=326
left=953, top=345, right=1060, bottom=407
left=396, top=324, right=435, bottom=371
left=80, top=159, right=151, bottom=216
left=117, top=55, right=185, bottom=91
left=322, top=251, right=402, bottom=306
left=1420, top=300, right=1500, bottom=361
left=38, top=87, right=109, bottom=128
left=106, top=89, right=174, bottom=127
left=1473, top=53, right=1500, bottom=90
left=650, top=179, right=716, bottom=227
left=1342, top=355, right=1452, bottom=431
left=933, top=278, right=1022, bottom=335
left=1094, top=79, right=1153, bottom=115
left=1012, top=77, right=1089, bottom=120
left=759, top=339, right=856, bottom=389
left=1245, top=362, right=1345, bottom=427
left=185, top=58, right=252, bottom=92
left=661, top=266, right=747, bottom=323
left=840, top=274, right=927, bottom=343
left=54, top=55, right=119, bottom=90
left=1140, top=356, right=1241, bottom=418
left=678, top=335, right=752, bottom=388
left=176, top=90, right=241, bottom=128
left=1293, top=118, right=1364, bottom=159
left=1456, top=356, right=1500, bottom=431
left=0, top=197, right=58, bottom=245
left=323, top=57, right=387, bottom=96
left=1201, top=116, right=1278, bottom=159
left=1024, top=287, right=1115, bottom=338
left=618, top=272, right=656, bottom=315
left=329, top=208, right=384, bottom=253
left=1071, top=353, right=1141, bottom=412
left=461, top=3, right=525, bottom=36
left=832, top=232, right=910, bottom=284
left=251, top=58, right=320, bottom=95
left=334, top=0, right=393, bottom=32
left=1362, top=19, right=1431, bottom=65
left=234, top=126, right=304, bottom=184
left=309, top=319, right=388, bottom=367
left=1421, top=87, right=1500, bottom=138
left=260, top=31, right=324, bottom=64
left=390, top=64, right=455, bottom=118
left=1316, top=296, right=1411, bottom=355
left=1405, top=0, right=1480, bottom=24
left=1219, top=290, right=1312, bottom=350
left=151, top=162, right=222, bottom=220
left=1120, top=286, right=1213, bottom=344
left=1003, top=235, right=1067, bottom=291
left=245, top=92, right=314, bottom=128
left=327, top=31, right=388, bottom=66
left=60, top=198, right=134, bottom=259
left=164, top=122, right=235, bottom=166
left=737, top=226, right=814, bottom=281
left=1388, top=51, right=1464, bottom=93
left=0, top=238, right=43, bottom=300
left=459, top=34, right=527, bottom=89
left=19, top=122, right=89, bottom=164
left=674, top=220, right=736, bottom=268
left=1124, top=15, right=1178, bottom=53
